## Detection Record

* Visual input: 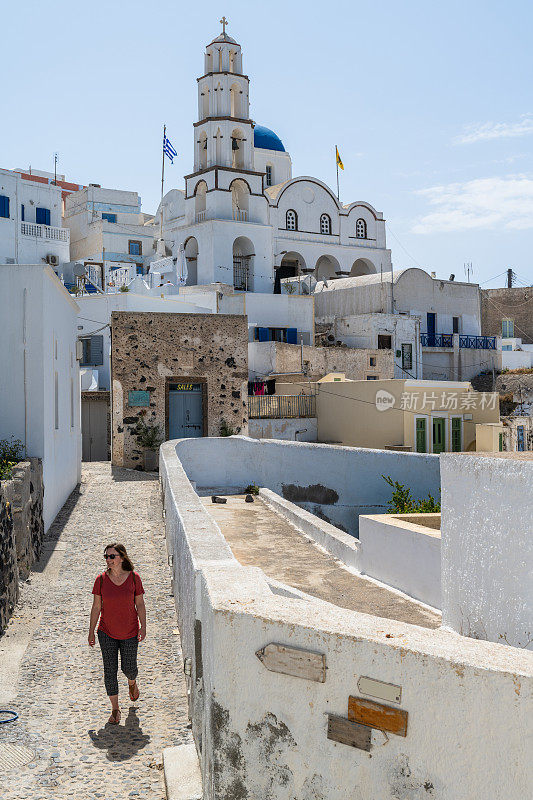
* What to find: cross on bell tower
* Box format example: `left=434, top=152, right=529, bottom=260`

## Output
left=220, top=16, right=228, bottom=36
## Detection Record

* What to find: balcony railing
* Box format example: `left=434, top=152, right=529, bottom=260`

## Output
left=459, top=335, right=496, bottom=350
left=20, top=221, right=69, bottom=243
left=233, top=208, right=248, bottom=221
left=421, top=333, right=496, bottom=350
left=421, top=333, right=453, bottom=348
left=195, top=211, right=206, bottom=223
left=248, top=394, right=316, bottom=419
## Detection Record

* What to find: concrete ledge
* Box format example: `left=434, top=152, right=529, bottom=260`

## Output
left=163, top=742, right=202, bottom=800
left=259, top=487, right=361, bottom=570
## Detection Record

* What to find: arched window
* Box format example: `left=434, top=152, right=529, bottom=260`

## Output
left=356, top=218, right=367, bottom=239
left=320, top=214, right=331, bottom=235
left=286, top=209, right=298, bottom=231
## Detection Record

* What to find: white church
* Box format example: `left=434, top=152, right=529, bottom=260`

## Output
left=153, top=21, right=392, bottom=293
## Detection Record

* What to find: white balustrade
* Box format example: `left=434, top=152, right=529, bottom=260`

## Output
left=20, top=221, right=69, bottom=243
left=196, top=211, right=206, bottom=223
left=233, top=208, right=248, bottom=221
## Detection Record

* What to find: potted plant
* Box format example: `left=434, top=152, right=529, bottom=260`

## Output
left=134, top=419, right=164, bottom=471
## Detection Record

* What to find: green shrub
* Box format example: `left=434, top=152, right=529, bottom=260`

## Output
left=134, top=420, right=163, bottom=451
left=220, top=419, right=235, bottom=437
left=0, top=437, right=25, bottom=481
left=382, top=474, right=441, bottom=514
left=244, top=483, right=259, bottom=495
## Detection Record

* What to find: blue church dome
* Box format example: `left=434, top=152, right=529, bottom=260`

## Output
left=254, top=125, right=286, bottom=152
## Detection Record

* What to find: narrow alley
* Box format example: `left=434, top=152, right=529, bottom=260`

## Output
left=0, top=463, right=190, bottom=800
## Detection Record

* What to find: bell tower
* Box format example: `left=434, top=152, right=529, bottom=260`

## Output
left=192, top=18, right=254, bottom=172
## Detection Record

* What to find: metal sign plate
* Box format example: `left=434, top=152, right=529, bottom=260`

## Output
left=128, top=390, right=150, bottom=407
left=357, top=676, right=402, bottom=704
left=348, top=696, right=408, bottom=737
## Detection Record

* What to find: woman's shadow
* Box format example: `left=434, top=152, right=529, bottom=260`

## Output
left=88, top=707, right=150, bottom=761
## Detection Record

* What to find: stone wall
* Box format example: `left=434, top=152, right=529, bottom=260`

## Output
left=481, top=287, right=533, bottom=343
left=0, top=459, right=44, bottom=633
left=111, top=312, right=249, bottom=468
left=249, top=340, right=394, bottom=381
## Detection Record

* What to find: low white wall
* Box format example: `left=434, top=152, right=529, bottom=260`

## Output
left=173, top=435, right=440, bottom=535
left=248, top=418, right=317, bottom=442
left=441, top=453, right=533, bottom=648
left=160, top=440, right=533, bottom=800
left=359, top=515, right=441, bottom=608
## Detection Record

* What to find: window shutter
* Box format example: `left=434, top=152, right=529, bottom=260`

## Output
left=0, top=195, right=9, bottom=218
left=257, top=327, right=269, bottom=342
left=287, top=328, right=298, bottom=344
left=451, top=418, right=461, bottom=452
left=416, top=419, right=426, bottom=453
left=36, top=207, right=51, bottom=226
left=90, top=335, right=104, bottom=366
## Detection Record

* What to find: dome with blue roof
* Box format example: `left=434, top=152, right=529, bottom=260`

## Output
left=254, top=125, right=286, bottom=153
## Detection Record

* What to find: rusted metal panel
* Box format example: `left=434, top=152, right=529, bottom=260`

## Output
left=357, top=676, right=402, bottom=704
left=255, top=642, right=326, bottom=682
left=327, top=714, right=372, bottom=751
left=348, top=696, right=408, bottom=737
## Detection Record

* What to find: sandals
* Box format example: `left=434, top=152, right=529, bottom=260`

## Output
left=129, top=681, right=140, bottom=702
left=108, top=708, right=121, bottom=724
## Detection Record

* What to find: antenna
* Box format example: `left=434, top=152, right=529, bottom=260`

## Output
left=464, top=261, right=473, bottom=282
left=53, top=152, right=59, bottom=185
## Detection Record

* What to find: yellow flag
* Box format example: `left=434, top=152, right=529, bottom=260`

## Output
left=336, top=146, right=344, bottom=170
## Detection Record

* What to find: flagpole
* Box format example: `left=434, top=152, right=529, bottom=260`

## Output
left=160, top=123, right=166, bottom=241
left=336, top=145, right=340, bottom=201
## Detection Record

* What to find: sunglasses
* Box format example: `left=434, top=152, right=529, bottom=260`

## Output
left=104, top=553, right=118, bottom=560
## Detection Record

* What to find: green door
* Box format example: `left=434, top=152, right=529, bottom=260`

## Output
left=416, top=418, right=427, bottom=452
left=432, top=418, right=446, bottom=454
left=451, top=418, right=462, bottom=452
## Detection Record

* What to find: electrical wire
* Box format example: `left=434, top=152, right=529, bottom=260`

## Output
left=385, top=224, right=428, bottom=271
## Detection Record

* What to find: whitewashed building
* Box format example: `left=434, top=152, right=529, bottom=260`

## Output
left=0, top=264, right=81, bottom=531
left=0, top=168, right=70, bottom=267
left=155, top=23, right=392, bottom=292
left=314, top=268, right=497, bottom=381
left=63, top=185, right=157, bottom=280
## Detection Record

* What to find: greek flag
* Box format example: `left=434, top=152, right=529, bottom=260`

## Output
left=164, top=135, right=177, bottom=163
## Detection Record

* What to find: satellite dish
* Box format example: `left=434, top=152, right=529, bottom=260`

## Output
left=73, top=264, right=86, bottom=277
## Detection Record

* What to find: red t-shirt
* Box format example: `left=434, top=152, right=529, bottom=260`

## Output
left=92, top=571, right=144, bottom=640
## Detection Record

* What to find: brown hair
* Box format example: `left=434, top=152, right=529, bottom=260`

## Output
left=104, top=543, right=134, bottom=572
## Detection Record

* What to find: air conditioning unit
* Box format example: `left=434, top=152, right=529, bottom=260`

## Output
left=46, top=254, right=60, bottom=267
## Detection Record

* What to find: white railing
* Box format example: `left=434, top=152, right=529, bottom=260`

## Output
left=20, top=221, right=69, bottom=243
left=149, top=256, right=174, bottom=273
left=233, top=208, right=248, bottom=221
left=196, top=211, right=206, bottom=223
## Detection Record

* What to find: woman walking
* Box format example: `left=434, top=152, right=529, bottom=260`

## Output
left=88, top=543, right=146, bottom=724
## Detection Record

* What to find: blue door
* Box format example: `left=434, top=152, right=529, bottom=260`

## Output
left=517, top=426, right=525, bottom=452
left=427, top=313, right=436, bottom=347
left=168, top=383, right=203, bottom=439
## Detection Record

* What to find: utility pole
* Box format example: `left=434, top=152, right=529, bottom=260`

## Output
left=507, top=268, right=513, bottom=288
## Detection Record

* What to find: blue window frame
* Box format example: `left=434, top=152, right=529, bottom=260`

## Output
left=128, top=240, right=142, bottom=256
left=21, top=204, right=25, bottom=221
left=0, top=195, right=9, bottom=218
left=102, top=213, right=117, bottom=223
left=36, top=207, right=51, bottom=226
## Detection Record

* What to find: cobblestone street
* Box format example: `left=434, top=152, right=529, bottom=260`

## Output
left=0, top=463, right=190, bottom=800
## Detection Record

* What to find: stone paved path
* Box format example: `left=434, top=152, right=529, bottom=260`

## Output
left=0, top=463, right=190, bottom=799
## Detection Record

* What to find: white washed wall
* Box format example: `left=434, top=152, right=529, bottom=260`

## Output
left=441, top=453, right=533, bottom=648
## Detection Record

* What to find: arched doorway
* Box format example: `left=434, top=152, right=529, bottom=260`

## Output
left=230, top=179, right=250, bottom=221
left=274, top=251, right=306, bottom=294
left=184, top=237, right=198, bottom=286
left=314, top=255, right=340, bottom=282
left=233, top=236, right=254, bottom=291
left=350, top=258, right=375, bottom=277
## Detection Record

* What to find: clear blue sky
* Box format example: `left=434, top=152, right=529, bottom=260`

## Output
left=2, top=0, right=532, bottom=287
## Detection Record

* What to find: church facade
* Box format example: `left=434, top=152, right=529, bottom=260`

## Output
left=157, top=23, right=392, bottom=293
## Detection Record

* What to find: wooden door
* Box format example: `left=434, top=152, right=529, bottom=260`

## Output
left=81, top=400, right=108, bottom=461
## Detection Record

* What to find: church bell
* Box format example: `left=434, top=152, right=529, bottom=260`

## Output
left=232, top=137, right=239, bottom=151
